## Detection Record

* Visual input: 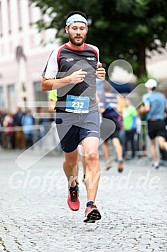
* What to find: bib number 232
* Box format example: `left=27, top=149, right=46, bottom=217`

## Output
left=65, top=95, right=90, bottom=113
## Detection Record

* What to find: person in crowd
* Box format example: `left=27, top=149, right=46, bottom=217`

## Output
left=2, top=112, right=14, bottom=149
left=36, top=107, right=49, bottom=142
left=12, top=107, right=25, bottom=149
left=135, top=109, right=142, bottom=158
left=0, top=110, right=6, bottom=148
left=123, top=98, right=137, bottom=159
left=21, top=108, right=35, bottom=148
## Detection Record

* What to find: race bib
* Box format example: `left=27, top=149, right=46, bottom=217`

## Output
left=65, top=95, right=90, bottom=113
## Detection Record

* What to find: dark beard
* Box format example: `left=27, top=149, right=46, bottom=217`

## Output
left=69, top=35, right=86, bottom=46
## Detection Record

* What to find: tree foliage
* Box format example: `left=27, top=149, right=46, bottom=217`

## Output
left=29, top=0, right=167, bottom=80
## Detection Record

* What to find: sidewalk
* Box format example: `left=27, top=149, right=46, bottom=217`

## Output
left=0, top=150, right=167, bottom=252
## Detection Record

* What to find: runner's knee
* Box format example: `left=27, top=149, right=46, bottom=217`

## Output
left=86, top=152, right=99, bottom=163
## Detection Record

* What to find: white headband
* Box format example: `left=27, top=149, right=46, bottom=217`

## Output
left=66, top=14, right=88, bottom=26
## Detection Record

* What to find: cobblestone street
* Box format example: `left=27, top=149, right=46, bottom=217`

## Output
left=0, top=150, right=167, bottom=252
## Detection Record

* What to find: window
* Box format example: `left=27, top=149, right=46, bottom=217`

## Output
left=7, top=84, right=16, bottom=112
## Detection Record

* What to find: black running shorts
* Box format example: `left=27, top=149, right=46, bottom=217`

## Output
left=147, top=120, right=166, bottom=139
left=55, top=110, right=100, bottom=152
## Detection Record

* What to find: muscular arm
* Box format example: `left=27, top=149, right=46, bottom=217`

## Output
left=41, top=69, right=87, bottom=91
left=41, top=76, right=71, bottom=91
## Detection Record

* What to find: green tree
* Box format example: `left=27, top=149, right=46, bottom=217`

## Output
left=29, top=0, right=167, bottom=81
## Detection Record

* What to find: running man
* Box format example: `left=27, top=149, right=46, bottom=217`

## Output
left=41, top=11, right=105, bottom=223
left=99, top=83, right=124, bottom=172
left=141, top=79, right=167, bottom=169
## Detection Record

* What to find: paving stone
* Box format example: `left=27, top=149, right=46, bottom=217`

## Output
left=0, top=150, right=167, bottom=252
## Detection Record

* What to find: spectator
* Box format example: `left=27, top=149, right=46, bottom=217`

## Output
left=0, top=110, right=6, bottom=148
left=123, top=98, right=137, bottom=159
left=13, top=107, right=25, bottom=149
left=21, top=109, right=35, bottom=148
left=36, top=107, right=49, bottom=141
left=135, top=110, right=142, bottom=157
left=2, top=112, right=14, bottom=149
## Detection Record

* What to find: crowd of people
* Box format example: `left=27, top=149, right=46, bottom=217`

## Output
left=0, top=106, right=52, bottom=150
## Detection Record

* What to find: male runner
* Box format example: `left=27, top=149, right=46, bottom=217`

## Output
left=42, top=11, right=105, bottom=223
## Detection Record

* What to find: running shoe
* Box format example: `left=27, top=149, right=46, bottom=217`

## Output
left=67, top=187, right=80, bottom=211
left=152, top=163, right=160, bottom=169
left=83, top=203, right=101, bottom=223
left=118, top=159, right=123, bottom=173
left=105, top=160, right=112, bottom=171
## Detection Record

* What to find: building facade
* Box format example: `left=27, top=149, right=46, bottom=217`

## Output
left=0, top=0, right=58, bottom=113
left=0, top=0, right=167, bottom=113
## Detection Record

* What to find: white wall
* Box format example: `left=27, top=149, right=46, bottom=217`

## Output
left=0, top=0, right=58, bottom=112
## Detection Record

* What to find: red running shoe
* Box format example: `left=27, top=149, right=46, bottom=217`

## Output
left=67, top=187, right=80, bottom=211
left=83, top=203, right=101, bottom=223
